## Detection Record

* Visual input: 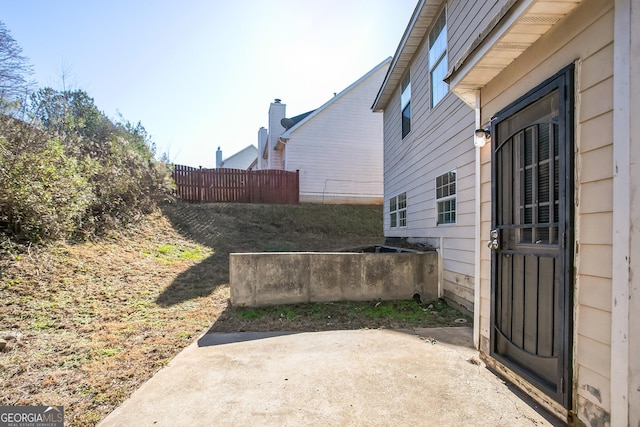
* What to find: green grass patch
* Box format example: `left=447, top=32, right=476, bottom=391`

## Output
left=227, top=298, right=470, bottom=330
left=238, top=309, right=263, bottom=320
left=99, top=347, right=121, bottom=358
left=32, top=319, right=56, bottom=330
left=279, top=306, right=297, bottom=319
left=144, top=243, right=211, bottom=264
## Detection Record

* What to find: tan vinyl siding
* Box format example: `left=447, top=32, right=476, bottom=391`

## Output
left=477, top=0, right=614, bottom=422
left=577, top=366, right=611, bottom=413
left=577, top=336, right=612, bottom=380
left=580, top=146, right=613, bottom=183
left=479, top=134, right=493, bottom=354
left=577, top=275, right=611, bottom=312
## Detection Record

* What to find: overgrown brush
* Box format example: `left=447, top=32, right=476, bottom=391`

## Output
left=0, top=89, right=173, bottom=243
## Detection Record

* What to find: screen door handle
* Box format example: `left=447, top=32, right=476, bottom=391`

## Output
left=487, top=229, right=499, bottom=250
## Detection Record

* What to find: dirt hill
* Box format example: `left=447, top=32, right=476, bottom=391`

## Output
left=0, top=201, right=470, bottom=426
left=0, top=201, right=385, bottom=425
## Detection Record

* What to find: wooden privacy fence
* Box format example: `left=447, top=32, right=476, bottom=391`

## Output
left=172, top=165, right=299, bottom=204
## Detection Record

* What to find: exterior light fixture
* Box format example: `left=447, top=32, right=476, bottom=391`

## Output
left=474, top=126, right=491, bottom=148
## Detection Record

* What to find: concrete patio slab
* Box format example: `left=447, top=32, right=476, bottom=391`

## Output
left=99, top=327, right=561, bottom=426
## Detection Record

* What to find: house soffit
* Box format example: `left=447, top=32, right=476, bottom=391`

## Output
left=446, top=0, right=583, bottom=108
left=372, top=0, right=443, bottom=112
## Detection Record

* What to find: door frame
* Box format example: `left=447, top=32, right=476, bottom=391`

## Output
left=489, top=64, right=575, bottom=409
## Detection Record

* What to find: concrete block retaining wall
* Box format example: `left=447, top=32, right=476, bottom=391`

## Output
left=230, top=251, right=438, bottom=307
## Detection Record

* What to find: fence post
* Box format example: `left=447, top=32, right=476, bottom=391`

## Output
left=172, top=166, right=178, bottom=199
left=198, top=166, right=203, bottom=203
left=295, top=170, right=300, bottom=204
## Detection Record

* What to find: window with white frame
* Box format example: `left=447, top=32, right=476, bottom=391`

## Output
left=390, top=192, right=407, bottom=228
left=429, top=9, right=448, bottom=107
left=436, top=171, right=456, bottom=225
left=401, top=72, right=411, bottom=138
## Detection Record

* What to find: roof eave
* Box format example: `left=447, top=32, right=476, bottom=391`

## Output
left=446, top=0, right=583, bottom=108
left=372, top=0, right=444, bottom=112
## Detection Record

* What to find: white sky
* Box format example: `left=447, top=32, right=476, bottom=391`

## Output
left=2, top=0, right=417, bottom=167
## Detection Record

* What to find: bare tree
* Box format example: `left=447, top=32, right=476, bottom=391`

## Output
left=0, top=21, right=33, bottom=110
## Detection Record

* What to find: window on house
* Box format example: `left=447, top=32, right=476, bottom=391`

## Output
left=436, top=171, right=456, bottom=224
left=401, top=72, right=411, bottom=138
left=429, top=10, right=448, bottom=108
left=390, top=192, right=407, bottom=228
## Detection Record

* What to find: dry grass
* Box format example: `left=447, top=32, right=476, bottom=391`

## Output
left=0, top=201, right=468, bottom=425
left=0, top=210, right=225, bottom=425
left=0, top=201, right=386, bottom=425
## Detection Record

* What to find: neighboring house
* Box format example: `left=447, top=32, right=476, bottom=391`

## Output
left=216, top=145, right=258, bottom=170
left=373, top=0, right=639, bottom=426
left=257, top=58, right=390, bottom=204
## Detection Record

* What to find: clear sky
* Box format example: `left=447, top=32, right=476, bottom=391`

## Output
left=2, top=0, right=417, bottom=167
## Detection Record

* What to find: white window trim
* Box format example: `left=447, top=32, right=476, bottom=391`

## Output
left=401, top=72, right=411, bottom=138
left=389, top=192, right=407, bottom=228
left=436, top=170, right=456, bottom=225
left=429, top=8, right=448, bottom=108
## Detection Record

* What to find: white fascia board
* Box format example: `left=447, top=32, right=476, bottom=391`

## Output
left=372, top=0, right=436, bottom=111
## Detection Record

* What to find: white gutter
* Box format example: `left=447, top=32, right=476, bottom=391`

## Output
left=473, top=91, right=482, bottom=350
left=372, top=0, right=426, bottom=111
left=438, top=236, right=444, bottom=298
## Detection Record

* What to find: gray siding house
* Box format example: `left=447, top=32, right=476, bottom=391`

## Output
left=372, top=2, right=477, bottom=312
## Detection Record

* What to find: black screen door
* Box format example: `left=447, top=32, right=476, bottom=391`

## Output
left=490, top=66, right=574, bottom=408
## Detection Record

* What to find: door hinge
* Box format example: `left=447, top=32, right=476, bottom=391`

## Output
left=560, top=377, right=564, bottom=391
